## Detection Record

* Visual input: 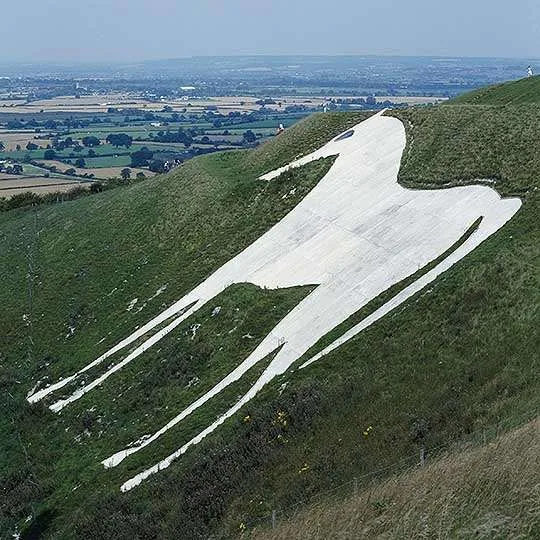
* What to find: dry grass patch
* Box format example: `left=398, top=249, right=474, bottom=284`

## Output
left=37, top=160, right=154, bottom=179
left=0, top=130, right=50, bottom=150
left=0, top=181, right=85, bottom=198
left=0, top=176, right=78, bottom=189
left=253, top=419, right=540, bottom=540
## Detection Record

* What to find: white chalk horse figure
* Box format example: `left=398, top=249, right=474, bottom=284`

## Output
left=27, top=112, right=521, bottom=491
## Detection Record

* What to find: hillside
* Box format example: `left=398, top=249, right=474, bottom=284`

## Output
left=0, top=87, right=538, bottom=540
left=0, top=112, right=371, bottom=537
left=450, top=75, right=540, bottom=105
left=253, top=419, right=540, bottom=539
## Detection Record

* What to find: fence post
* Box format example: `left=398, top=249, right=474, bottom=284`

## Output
left=271, top=509, right=277, bottom=530
left=420, top=447, right=426, bottom=467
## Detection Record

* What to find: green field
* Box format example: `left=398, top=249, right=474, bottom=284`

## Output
left=1, top=148, right=49, bottom=160
left=0, top=111, right=312, bottom=185
left=2, top=143, right=190, bottom=166
left=0, top=162, right=76, bottom=181
left=65, top=155, right=132, bottom=168
left=65, top=112, right=308, bottom=141
left=69, top=124, right=214, bottom=139
left=59, top=144, right=132, bottom=157
left=20, top=163, right=74, bottom=179
left=221, top=117, right=303, bottom=131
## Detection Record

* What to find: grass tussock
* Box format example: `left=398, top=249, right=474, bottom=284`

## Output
left=253, top=419, right=540, bottom=540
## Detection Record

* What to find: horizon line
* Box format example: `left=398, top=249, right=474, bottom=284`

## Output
left=1, top=53, right=539, bottom=67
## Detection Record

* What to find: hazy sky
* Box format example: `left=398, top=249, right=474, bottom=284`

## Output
left=3, top=0, right=538, bottom=62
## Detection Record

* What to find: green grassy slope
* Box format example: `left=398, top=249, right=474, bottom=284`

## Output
left=0, top=112, right=371, bottom=538
left=87, top=98, right=536, bottom=540
left=450, top=75, right=540, bottom=105
left=387, top=104, right=540, bottom=195
left=0, top=93, right=538, bottom=539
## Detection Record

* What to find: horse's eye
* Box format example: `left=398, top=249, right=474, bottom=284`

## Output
left=334, top=129, right=355, bottom=142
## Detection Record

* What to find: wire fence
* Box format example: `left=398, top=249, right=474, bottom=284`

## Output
left=240, top=407, right=539, bottom=534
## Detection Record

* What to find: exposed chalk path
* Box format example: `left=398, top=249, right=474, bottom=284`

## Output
left=26, top=112, right=521, bottom=491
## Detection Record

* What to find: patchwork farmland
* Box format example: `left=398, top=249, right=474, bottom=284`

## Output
left=0, top=97, right=320, bottom=199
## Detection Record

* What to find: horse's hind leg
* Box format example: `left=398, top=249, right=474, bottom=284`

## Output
left=27, top=277, right=227, bottom=407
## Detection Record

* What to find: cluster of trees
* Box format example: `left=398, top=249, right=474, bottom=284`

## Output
left=331, top=96, right=405, bottom=110
left=81, top=136, right=100, bottom=147
left=50, top=136, right=81, bottom=152
left=32, top=159, right=95, bottom=178
left=0, top=108, right=198, bottom=134
left=105, top=133, right=133, bottom=148
left=242, top=130, right=257, bottom=143
left=44, top=143, right=99, bottom=161
left=205, top=109, right=294, bottom=129
left=255, top=98, right=277, bottom=106
left=0, top=141, right=45, bottom=152
left=129, top=147, right=178, bottom=173
left=9, top=137, right=115, bottom=155
left=130, top=146, right=154, bottom=167
left=150, top=127, right=197, bottom=146
left=0, top=162, right=23, bottom=175
left=4, top=117, right=96, bottom=130
left=118, top=167, right=146, bottom=181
